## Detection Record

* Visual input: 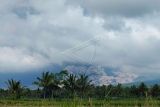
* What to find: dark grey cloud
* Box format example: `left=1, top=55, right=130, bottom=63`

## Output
left=80, top=0, right=160, bottom=17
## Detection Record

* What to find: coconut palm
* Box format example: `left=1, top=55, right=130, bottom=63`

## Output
left=130, top=85, right=138, bottom=97
left=6, top=79, right=23, bottom=99
left=138, top=82, right=148, bottom=97
left=48, top=70, right=69, bottom=98
left=48, top=73, right=60, bottom=98
left=33, top=72, right=53, bottom=99
left=57, top=70, right=69, bottom=81
left=76, top=74, right=92, bottom=98
left=115, top=83, right=123, bottom=97
left=151, top=84, right=159, bottom=97
left=64, top=74, right=77, bottom=98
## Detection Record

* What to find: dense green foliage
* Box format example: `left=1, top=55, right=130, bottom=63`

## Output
left=5, top=79, right=24, bottom=99
left=0, top=70, right=160, bottom=100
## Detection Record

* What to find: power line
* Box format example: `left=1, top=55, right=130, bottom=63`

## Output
left=60, top=36, right=100, bottom=55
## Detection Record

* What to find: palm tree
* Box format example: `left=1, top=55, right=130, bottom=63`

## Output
left=76, top=74, right=92, bottom=98
left=48, top=73, right=60, bottom=99
left=95, top=85, right=107, bottom=98
left=106, top=84, right=113, bottom=97
left=130, top=85, right=138, bottom=97
left=138, top=82, right=148, bottom=97
left=151, top=84, right=159, bottom=97
left=56, top=70, right=69, bottom=84
left=64, top=74, right=77, bottom=98
left=33, top=72, right=53, bottom=99
left=6, top=79, right=23, bottom=99
left=115, top=83, right=123, bottom=97
left=48, top=70, right=68, bottom=98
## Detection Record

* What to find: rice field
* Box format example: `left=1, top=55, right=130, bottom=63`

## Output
left=0, top=98, right=160, bottom=107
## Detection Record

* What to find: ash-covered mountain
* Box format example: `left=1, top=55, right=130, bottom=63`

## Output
left=0, top=62, right=138, bottom=88
left=63, top=62, right=138, bottom=85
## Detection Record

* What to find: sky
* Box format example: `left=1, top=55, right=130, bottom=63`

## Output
left=0, top=0, right=160, bottom=84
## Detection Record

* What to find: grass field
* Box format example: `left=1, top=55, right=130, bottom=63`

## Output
left=0, top=98, right=160, bottom=107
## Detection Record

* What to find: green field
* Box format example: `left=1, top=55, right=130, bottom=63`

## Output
left=0, top=99, right=160, bottom=107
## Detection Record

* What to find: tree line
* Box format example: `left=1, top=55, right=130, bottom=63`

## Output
left=0, top=70, right=160, bottom=99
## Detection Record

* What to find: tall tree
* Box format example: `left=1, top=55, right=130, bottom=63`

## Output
left=130, top=85, right=138, bottom=97
left=115, top=83, right=123, bottom=97
left=150, top=84, right=159, bottom=97
left=106, top=84, right=113, bottom=97
left=95, top=85, right=107, bottom=98
left=33, top=72, right=53, bottom=99
left=76, top=74, right=92, bottom=98
left=64, top=74, right=77, bottom=98
left=57, top=70, right=69, bottom=81
left=138, top=82, right=148, bottom=97
left=6, top=79, right=23, bottom=99
left=48, top=73, right=60, bottom=98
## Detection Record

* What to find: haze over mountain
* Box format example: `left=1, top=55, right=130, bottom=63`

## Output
left=1, top=0, right=160, bottom=87
left=0, top=62, right=158, bottom=88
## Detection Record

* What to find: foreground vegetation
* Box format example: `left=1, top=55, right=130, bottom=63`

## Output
left=1, top=70, right=160, bottom=106
left=0, top=98, right=160, bottom=107
left=1, top=70, right=160, bottom=99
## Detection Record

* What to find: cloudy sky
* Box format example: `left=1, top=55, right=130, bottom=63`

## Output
left=0, top=0, right=160, bottom=83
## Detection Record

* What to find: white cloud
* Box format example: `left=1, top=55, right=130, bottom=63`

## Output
left=0, top=47, right=48, bottom=72
left=0, top=0, right=160, bottom=81
left=0, top=0, right=106, bottom=72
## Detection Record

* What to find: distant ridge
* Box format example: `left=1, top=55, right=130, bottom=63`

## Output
left=124, top=79, right=160, bottom=87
